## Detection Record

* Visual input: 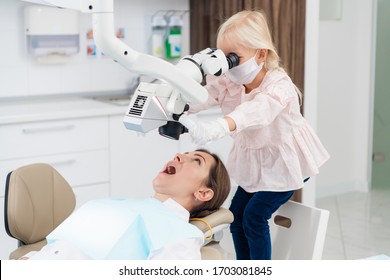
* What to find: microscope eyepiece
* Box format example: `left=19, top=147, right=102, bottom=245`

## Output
left=226, top=52, right=240, bottom=69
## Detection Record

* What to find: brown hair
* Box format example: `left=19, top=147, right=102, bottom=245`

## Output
left=190, top=149, right=231, bottom=218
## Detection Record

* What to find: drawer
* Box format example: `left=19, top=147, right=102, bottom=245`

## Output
left=0, top=149, right=109, bottom=197
left=0, top=117, right=108, bottom=160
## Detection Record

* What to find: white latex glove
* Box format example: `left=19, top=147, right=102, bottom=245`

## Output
left=189, top=118, right=230, bottom=145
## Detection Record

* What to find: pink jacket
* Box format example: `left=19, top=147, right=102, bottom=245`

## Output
left=190, top=70, right=330, bottom=192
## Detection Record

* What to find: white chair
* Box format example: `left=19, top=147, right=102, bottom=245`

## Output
left=270, top=200, right=329, bottom=260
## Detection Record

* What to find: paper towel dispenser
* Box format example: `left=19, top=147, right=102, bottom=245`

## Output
left=24, top=5, right=80, bottom=58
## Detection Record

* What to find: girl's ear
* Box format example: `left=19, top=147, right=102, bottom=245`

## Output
left=195, top=187, right=214, bottom=202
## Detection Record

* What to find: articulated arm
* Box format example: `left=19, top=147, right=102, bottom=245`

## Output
left=21, top=0, right=208, bottom=105
left=21, top=0, right=240, bottom=140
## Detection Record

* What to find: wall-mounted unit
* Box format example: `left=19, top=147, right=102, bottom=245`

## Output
left=24, top=5, right=80, bottom=63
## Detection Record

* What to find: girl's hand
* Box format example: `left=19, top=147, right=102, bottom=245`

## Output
left=189, top=118, right=230, bottom=145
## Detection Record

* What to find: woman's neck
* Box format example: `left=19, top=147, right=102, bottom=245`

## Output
left=153, top=193, right=194, bottom=212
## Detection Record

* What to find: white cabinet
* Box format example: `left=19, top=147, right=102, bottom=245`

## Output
left=109, top=115, right=178, bottom=199
left=0, top=116, right=110, bottom=259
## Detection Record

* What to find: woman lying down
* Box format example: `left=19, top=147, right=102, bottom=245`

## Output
left=20, top=149, right=231, bottom=260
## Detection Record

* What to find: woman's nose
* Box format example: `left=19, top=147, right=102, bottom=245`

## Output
left=174, top=154, right=182, bottom=162
left=174, top=153, right=188, bottom=163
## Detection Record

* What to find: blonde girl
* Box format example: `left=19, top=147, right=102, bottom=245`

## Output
left=188, top=10, right=329, bottom=260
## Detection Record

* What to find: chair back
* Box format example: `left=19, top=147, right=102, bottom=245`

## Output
left=4, top=163, right=76, bottom=259
left=270, top=200, right=329, bottom=260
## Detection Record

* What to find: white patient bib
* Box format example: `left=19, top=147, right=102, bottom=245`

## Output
left=46, top=198, right=203, bottom=259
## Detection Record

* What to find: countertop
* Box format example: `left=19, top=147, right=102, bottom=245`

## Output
left=0, top=95, right=223, bottom=125
left=0, top=96, right=129, bottom=125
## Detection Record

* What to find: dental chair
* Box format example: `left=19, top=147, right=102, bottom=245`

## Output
left=4, top=163, right=76, bottom=260
left=4, top=163, right=233, bottom=260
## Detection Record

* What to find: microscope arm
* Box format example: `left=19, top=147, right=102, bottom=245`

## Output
left=21, top=0, right=208, bottom=105
left=21, top=0, right=240, bottom=139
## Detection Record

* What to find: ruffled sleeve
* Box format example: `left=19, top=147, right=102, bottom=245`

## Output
left=189, top=75, right=242, bottom=114
left=227, top=82, right=296, bottom=133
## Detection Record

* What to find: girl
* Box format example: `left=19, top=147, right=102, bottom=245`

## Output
left=188, top=10, right=330, bottom=260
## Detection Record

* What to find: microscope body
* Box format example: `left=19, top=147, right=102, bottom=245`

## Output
left=123, top=48, right=239, bottom=140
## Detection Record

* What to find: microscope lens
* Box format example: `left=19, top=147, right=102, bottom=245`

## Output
left=226, top=53, right=240, bottom=69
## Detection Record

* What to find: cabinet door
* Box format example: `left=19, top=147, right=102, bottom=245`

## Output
left=109, top=115, right=178, bottom=199
left=0, top=150, right=109, bottom=197
left=73, top=183, right=110, bottom=209
left=0, top=117, right=108, bottom=160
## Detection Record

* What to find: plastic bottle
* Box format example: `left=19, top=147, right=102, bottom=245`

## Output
left=165, top=15, right=183, bottom=59
left=151, top=15, right=167, bottom=58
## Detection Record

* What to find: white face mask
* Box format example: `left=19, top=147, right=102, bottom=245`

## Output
left=225, top=53, right=264, bottom=85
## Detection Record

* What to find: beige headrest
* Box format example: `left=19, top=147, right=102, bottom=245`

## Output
left=5, top=163, right=76, bottom=245
left=190, top=207, right=234, bottom=233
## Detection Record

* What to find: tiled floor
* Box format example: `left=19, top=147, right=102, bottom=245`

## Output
left=316, top=187, right=390, bottom=260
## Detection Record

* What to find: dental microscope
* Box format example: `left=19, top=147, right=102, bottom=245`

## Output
left=21, top=0, right=239, bottom=140
left=123, top=48, right=239, bottom=140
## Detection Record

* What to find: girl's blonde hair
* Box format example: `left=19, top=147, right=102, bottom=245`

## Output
left=216, top=10, right=280, bottom=71
left=216, top=10, right=303, bottom=103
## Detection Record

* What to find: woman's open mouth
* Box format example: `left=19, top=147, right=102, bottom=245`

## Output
left=164, top=165, right=176, bottom=175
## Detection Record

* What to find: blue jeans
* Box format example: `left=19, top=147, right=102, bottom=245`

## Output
left=229, top=186, right=295, bottom=260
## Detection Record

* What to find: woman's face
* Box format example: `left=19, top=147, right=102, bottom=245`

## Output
left=152, top=151, right=215, bottom=202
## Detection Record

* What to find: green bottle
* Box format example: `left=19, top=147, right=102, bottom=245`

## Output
left=165, top=15, right=182, bottom=59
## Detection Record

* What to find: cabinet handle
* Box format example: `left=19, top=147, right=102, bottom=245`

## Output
left=22, top=125, right=75, bottom=134
left=48, top=159, right=76, bottom=167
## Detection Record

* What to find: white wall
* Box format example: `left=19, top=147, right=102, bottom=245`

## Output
left=315, top=0, right=376, bottom=197
left=301, top=0, right=320, bottom=205
left=0, top=0, right=190, bottom=98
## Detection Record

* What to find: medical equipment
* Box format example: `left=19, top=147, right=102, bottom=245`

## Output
left=123, top=48, right=239, bottom=139
left=20, top=0, right=206, bottom=114
left=21, top=0, right=239, bottom=140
